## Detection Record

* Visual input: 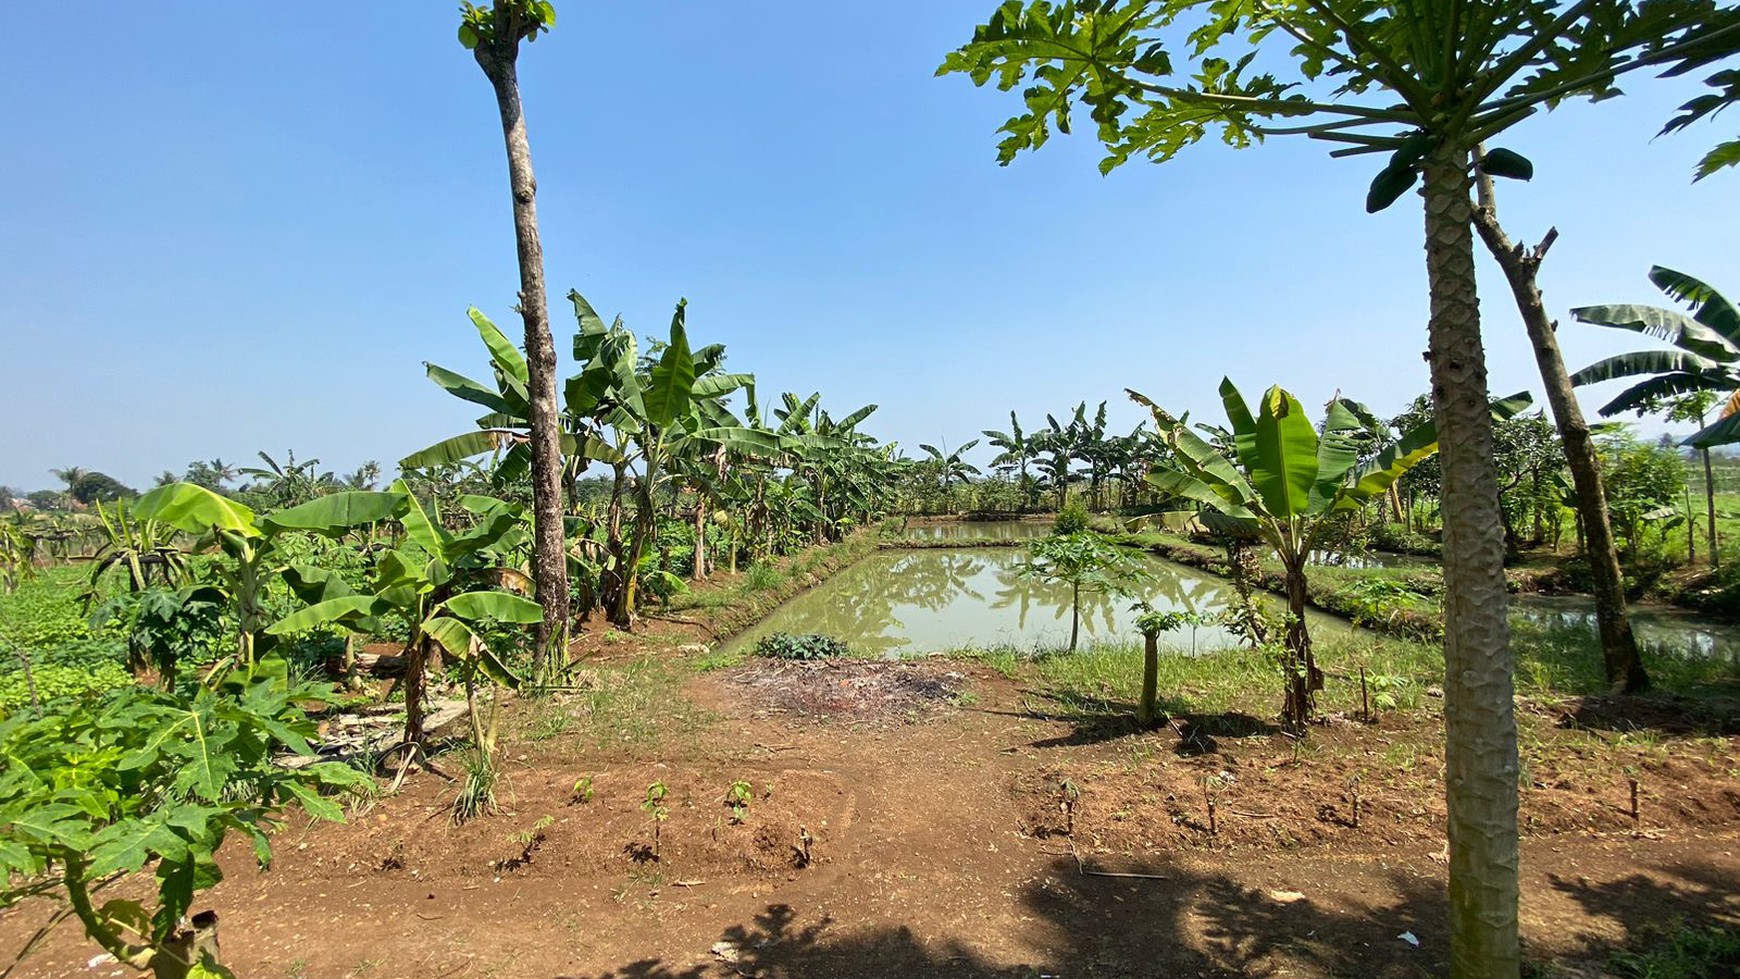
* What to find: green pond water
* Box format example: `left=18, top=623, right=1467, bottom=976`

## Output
left=1511, top=594, right=1740, bottom=665
left=722, top=523, right=1740, bottom=665
left=720, top=544, right=1348, bottom=659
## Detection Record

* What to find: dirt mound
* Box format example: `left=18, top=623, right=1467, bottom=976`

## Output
left=719, top=658, right=968, bottom=722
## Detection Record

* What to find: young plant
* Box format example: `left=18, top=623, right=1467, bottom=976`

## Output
left=1132, top=381, right=1526, bottom=730
left=1019, top=532, right=1147, bottom=652
left=642, top=782, right=670, bottom=859
left=725, top=780, right=753, bottom=823
left=571, top=776, right=595, bottom=804
left=0, top=658, right=371, bottom=978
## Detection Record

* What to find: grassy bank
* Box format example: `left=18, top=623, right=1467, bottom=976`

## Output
left=659, top=531, right=881, bottom=642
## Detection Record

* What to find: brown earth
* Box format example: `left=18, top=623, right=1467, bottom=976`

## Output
left=3, top=657, right=1738, bottom=979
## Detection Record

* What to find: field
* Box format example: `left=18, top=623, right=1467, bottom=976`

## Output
left=3, top=545, right=1737, bottom=979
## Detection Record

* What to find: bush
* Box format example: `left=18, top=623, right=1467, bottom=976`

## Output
left=754, top=632, right=848, bottom=660
left=1054, top=501, right=1091, bottom=534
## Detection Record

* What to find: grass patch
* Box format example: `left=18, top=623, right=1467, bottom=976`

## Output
left=1608, top=923, right=1740, bottom=979
left=563, top=655, right=714, bottom=754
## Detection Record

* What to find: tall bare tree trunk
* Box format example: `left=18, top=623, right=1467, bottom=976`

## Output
left=473, top=8, right=570, bottom=672
left=1705, top=448, right=1719, bottom=567
left=1471, top=169, right=1647, bottom=694
left=1423, top=149, right=1520, bottom=979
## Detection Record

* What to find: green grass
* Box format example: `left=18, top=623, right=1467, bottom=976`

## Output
left=1020, top=632, right=1441, bottom=722
left=544, top=654, right=715, bottom=754
left=1607, top=923, right=1740, bottom=979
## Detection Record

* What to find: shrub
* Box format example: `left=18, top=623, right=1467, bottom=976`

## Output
left=1053, top=501, right=1091, bottom=534
left=753, top=632, right=848, bottom=661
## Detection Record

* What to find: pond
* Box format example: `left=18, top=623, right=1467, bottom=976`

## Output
left=720, top=545, right=1349, bottom=659
left=1511, top=594, right=1740, bottom=665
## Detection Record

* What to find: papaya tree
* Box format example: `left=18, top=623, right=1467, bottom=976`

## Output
left=0, top=659, right=370, bottom=979
left=458, top=0, right=569, bottom=668
left=942, top=4, right=1716, bottom=972
left=1019, top=531, right=1147, bottom=652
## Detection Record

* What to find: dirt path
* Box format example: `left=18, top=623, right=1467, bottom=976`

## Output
left=4, top=661, right=1736, bottom=979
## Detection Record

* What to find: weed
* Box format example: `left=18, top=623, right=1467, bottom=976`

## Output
left=754, top=632, right=847, bottom=660
left=452, top=748, right=499, bottom=824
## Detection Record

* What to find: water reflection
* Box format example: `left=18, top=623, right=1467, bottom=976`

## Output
left=722, top=546, right=1347, bottom=659
left=1511, top=594, right=1740, bottom=664
left=899, top=520, right=1051, bottom=542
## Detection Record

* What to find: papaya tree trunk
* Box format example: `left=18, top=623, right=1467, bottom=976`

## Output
left=1069, top=580, right=1080, bottom=653
left=1423, top=148, right=1520, bottom=979
left=1471, top=171, right=1646, bottom=694
left=1138, top=631, right=1159, bottom=728
left=474, top=17, right=569, bottom=671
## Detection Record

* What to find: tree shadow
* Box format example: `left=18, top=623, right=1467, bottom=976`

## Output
left=1554, top=691, right=1740, bottom=737
left=992, top=688, right=1278, bottom=755
left=559, top=850, right=1739, bottom=979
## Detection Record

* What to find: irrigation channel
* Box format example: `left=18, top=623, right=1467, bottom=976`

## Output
left=722, top=521, right=1740, bottom=665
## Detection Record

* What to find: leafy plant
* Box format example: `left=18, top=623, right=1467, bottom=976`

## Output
left=753, top=632, right=848, bottom=661
left=725, top=780, right=753, bottom=823
left=1132, top=379, right=1525, bottom=730
left=571, top=776, right=594, bottom=804
left=0, top=658, right=371, bottom=978
left=642, top=782, right=670, bottom=859
left=1019, top=532, right=1147, bottom=653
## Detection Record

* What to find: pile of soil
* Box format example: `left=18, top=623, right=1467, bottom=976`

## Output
left=719, top=658, right=968, bottom=722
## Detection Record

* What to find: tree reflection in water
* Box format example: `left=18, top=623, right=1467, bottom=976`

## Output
left=722, top=547, right=1347, bottom=658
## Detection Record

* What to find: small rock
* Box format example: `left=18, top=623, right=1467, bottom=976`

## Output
left=88, top=953, right=116, bottom=968
left=1425, top=685, right=1444, bottom=698
left=1268, top=890, right=1306, bottom=903
left=711, top=941, right=742, bottom=963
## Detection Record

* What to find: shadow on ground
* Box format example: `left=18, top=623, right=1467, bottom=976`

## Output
left=560, top=851, right=1739, bottom=979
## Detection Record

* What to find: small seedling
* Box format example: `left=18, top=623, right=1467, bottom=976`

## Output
left=725, top=780, right=753, bottom=823
left=642, top=782, right=670, bottom=858
left=794, top=825, right=814, bottom=868
left=1203, top=774, right=1225, bottom=835
left=1347, top=770, right=1363, bottom=829
left=1057, top=778, right=1081, bottom=837
left=496, top=815, right=555, bottom=872
left=571, top=776, right=595, bottom=804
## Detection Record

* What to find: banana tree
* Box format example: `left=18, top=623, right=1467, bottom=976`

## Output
left=919, top=440, right=981, bottom=513
left=983, top=411, right=1040, bottom=510
left=267, top=481, right=539, bottom=757
left=1573, top=268, right=1740, bottom=568
left=1133, top=379, right=1529, bottom=732
left=135, top=483, right=402, bottom=666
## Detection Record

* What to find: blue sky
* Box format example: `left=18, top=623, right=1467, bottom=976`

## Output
left=2, top=2, right=1737, bottom=492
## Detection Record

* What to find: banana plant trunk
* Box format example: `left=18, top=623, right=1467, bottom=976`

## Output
left=1423, top=148, right=1520, bottom=979
left=1279, top=554, right=1316, bottom=732
left=474, top=23, right=569, bottom=670
left=1471, top=172, right=1646, bottom=694
left=694, top=494, right=709, bottom=580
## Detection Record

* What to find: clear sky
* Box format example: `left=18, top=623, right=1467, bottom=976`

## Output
left=2, top=2, right=1737, bottom=492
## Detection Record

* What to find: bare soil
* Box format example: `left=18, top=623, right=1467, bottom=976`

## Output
left=4, top=656, right=1738, bottom=979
